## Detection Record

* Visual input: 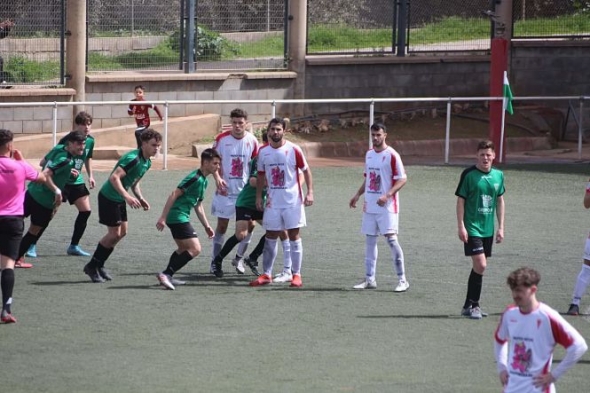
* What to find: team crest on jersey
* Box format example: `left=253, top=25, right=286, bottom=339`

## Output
left=271, top=166, right=285, bottom=187
left=368, top=171, right=381, bottom=192
left=510, top=341, right=532, bottom=373
left=230, top=157, right=243, bottom=177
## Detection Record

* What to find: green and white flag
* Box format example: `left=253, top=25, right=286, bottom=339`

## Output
left=503, top=71, right=514, bottom=115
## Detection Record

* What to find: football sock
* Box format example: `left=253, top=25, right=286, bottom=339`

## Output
left=262, top=237, right=278, bottom=276
left=1, top=268, right=15, bottom=314
left=386, top=235, right=406, bottom=282
left=465, top=269, right=483, bottom=308
left=364, top=235, right=378, bottom=280
left=212, top=232, right=224, bottom=261
left=281, top=239, right=292, bottom=271
left=89, top=242, right=114, bottom=269
left=18, top=232, right=40, bottom=259
left=214, top=235, right=240, bottom=263
left=248, top=235, right=266, bottom=262
left=236, top=232, right=253, bottom=258
left=28, top=227, right=46, bottom=247
left=290, top=239, right=302, bottom=275
left=163, top=251, right=193, bottom=276
left=571, top=264, right=590, bottom=305
left=71, top=210, right=91, bottom=245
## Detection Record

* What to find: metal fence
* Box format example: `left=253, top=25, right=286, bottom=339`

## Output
left=0, top=0, right=64, bottom=86
left=512, top=0, right=590, bottom=39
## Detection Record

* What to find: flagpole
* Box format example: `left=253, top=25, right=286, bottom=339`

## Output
left=499, top=71, right=508, bottom=163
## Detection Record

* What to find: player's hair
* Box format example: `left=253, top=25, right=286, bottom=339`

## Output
left=267, top=117, right=286, bottom=131
left=262, top=131, right=268, bottom=143
left=74, top=111, right=93, bottom=126
left=370, top=123, right=386, bottom=133
left=201, top=148, right=221, bottom=162
left=230, top=108, right=248, bottom=120
left=66, top=130, right=87, bottom=143
left=140, top=128, right=162, bottom=143
left=477, top=140, right=495, bottom=151
left=134, top=85, right=145, bottom=91
left=507, top=267, right=541, bottom=289
left=0, top=128, right=13, bottom=147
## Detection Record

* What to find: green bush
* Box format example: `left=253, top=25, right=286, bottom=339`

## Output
left=168, top=25, right=239, bottom=61
left=5, top=56, right=60, bottom=83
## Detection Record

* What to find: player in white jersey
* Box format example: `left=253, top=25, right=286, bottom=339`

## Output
left=210, top=108, right=259, bottom=277
left=349, top=123, right=409, bottom=292
left=566, top=178, right=590, bottom=315
left=249, top=117, right=313, bottom=288
left=495, top=267, right=587, bottom=393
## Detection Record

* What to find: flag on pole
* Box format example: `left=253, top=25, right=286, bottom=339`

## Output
left=503, top=71, right=514, bottom=115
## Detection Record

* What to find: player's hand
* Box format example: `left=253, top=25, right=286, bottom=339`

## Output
left=12, top=149, right=23, bottom=160
left=204, top=225, right=215, bottom=239
left=377, top=194, right=388, bottom=207
left=349, top=194, right=359, bottom=208
left=125, top=195, right=142, bottom=209
left=533, top=372, right=554, bottom=390
left=499, top=370, right=509, bottom=386
left=458, top=227, right=468, bottom=243
left=53, top=194, right=62, bottom=208
left=256, top=198, right=264, bottom=212
left=139, top=198, right=150, bottom=211
left=304, top=191, right=314, bottom=207
left=156, top=217, right=166, bottom=231
left=496, top=228, right=504, bottom=244
left=217, top=185, right=228, bottom=196
left=88, top=177, right=96, bottom=189
left=70, top=168, right=79, bottom=178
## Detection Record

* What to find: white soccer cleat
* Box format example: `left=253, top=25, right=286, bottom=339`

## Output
left=157, top=273, right=175, bottom=290
left=232, top=257, right=246, bottom=274
left=169, top=277, right=186, bottom=286
left=273, top=271, right=293, bottom=283
left=393, top=280, right=409, bottom=292
left=353, top=279, right=377, bottom=289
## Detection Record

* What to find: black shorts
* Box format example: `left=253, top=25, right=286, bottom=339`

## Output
left=235, top=206, right=263, bottom=222
left=464, top=236, right=493, bottom=257
left=63, top=183, right=90, bottom=205
left=0, top=216, right=25, bottom=260
left=168, top=222, right=198, bottom=240
left=98, top=192, right=127, bottom=227
left=24, top=191, right=55, bottom=228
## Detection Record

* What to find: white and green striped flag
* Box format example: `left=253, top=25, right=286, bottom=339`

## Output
left=503, top=71, right=514, bottom=115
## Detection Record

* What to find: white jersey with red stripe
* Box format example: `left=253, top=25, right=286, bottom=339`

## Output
left=257, top=141, right=308, bottom=208
left=363, top=146, right=406, bottom=214
left=494, top=302, right=587, bottom=393
left=212, top=131, right=259, bottom=198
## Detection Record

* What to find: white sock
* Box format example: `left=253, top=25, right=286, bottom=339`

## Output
left=281, top=239, right=292, bottom=272
left=290, top=239, right=302, bottom=275
left=262, top=237, right=278, bottom=276
left=236, top=232, right=253, bottom=258
left=571, top=264, right=590, bottom=305
left=386, top=235, right=406, bottom=282
left=212, top=232, right=224, bottom=260
left=365, top=235, right=378, bottom=281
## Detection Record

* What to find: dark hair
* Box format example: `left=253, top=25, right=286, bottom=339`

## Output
left=262, top=131, right=268, bottom=143
left=0, top=128, right=13, bottom=147
left=140, top=128, right=162, bottom=143
left=74, top=111, right=93, bottom=126
left=477, top=140, right=495, bottom=151
left=267, top=117, right=286, bottom=131
left=370, top=123, right=386, bottom=132
left=230, top=108, right=248, bottom=119
left=66, top=130, right=87, bottom=143
left=507, top=267, right=541, bottom=290
left=201, top=148, right=221, bottom=162
left=134, top=85, right=145, bottom=91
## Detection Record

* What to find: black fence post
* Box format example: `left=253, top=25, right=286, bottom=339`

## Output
left=396, top=0, right=408, bottom=57
left=184, top=0, right=195, bottom=73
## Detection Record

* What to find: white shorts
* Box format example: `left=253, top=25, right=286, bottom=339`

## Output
left=211, top=194, right=237, bottom=219
left=583, top=236, right=590, bottom=261
left=263, top=204, right=306, bottom=231
left=361, top=212, right=399, bottom=236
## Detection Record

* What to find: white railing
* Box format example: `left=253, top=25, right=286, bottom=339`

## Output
left=1, top=96, right=588, bottom=168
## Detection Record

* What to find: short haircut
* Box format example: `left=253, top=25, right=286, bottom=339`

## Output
left=74, top=111, right=93, bottom=126
left=134, top=85, right=145, bottom=91
left=0, top=128, right=13, bottom=147
left=262, top=131, right=268, bottom=143
left=230, top=108, right=248, bottom=120
left=477, top=140, right=495, bottom=151
left=201, top=148, right=221, bottom=162
left=267, top=117, right=286, bottom=131
left=140, top=128, right=162, bottom=143
left=370, top=123, right=386, bottom=132
left=67, top=130, right=87, bottom=143
left=507, top=267, right=541, bottom=290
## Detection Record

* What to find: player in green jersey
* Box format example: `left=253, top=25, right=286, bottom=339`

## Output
left=25, top=112, right=96, bottom=259
left=455, top=140, right=505, bottom=320
left=83, top=129, right=162, bottom=283
left=155, top=148, right=221, bottom=290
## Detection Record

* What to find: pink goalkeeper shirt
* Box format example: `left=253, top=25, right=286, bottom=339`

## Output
left=0, top=157, right=39, bottom=215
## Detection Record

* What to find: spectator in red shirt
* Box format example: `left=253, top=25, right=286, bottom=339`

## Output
left=128, top=85, right=163, bottom=148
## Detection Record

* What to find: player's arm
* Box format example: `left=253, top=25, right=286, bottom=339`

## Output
left=153, top=105, right=163, bottom=121
left=156, top=188, right=183, bottom=231
left=194, top=201, right=214, bottom=239
left=109, top=167, right=141, bottom=209
left=302, top=167, right=314, bottom=206
left=85, top=158, right=95, bottom=189
left=349, top=179, right=366, bottom=208
left=130, top=181, right=149, bottom=211
left=42, top=167, right=63, bottom=207
left=493, top=340, right=509, bottom=386
left=495, top=195, right=505, bottom=243
left=584, top=183, right=590, bottom=209
left=456, top=197, right=468, bottom=243
left=256, top=172, right=265, bottom=211
left=13, top=150, right=47, bottom=184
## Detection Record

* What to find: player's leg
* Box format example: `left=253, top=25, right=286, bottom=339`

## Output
left=273, top=230, right=292, bottom=282
left=210, top=194, right=234, bottom=275
left=211, top=219, right=249, bottom=278
left=231, top=211, right=258, bottom=274
left=567, top=238, right=590, bottom=315
left=380, top=212, right=409, bottom=292
left=0, top=217, right=24, bottom=323
left=353, top=213, right=379, bottom=289
left=67, top=185, right=92, bottom=256
left=283, top=205, right=306, bottom=287
left=157, top=223, right=200, bottom=290
left=462, top=236, right=491, bottom=319
left=16, top=193, right=54, bottom=268
left=249, top=208, right=282, bottom=286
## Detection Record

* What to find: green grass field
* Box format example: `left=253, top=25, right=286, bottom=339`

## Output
left=2, top=163, right=590, bottom=392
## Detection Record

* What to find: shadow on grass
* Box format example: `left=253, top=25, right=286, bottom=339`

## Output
left=30, top=280, right=95, bottom=285
left=357, top=313, right=502, bottom=319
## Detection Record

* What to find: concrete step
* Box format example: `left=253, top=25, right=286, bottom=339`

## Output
left=93, top=146, right=136, bottom=160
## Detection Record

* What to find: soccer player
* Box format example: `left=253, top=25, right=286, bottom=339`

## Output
left=494, top=267, right=587, bottom=392
left=249, top=117, right=313, bottom=288
left=209, top=108, right=259, bottom=277
left=155, top=148, right=221, bottom=290
left=456, top=140, right=505, bottom=319
left=83, top=129, right=162, bottom=283
left=14, top=131, right=87, bottom=268
left=349, top=123, right=409, bottom=292
left=26, top=111, right=96, bottom=258
left=0, top=129, right=46, bottom=323
left=128, top=85, right=163, bottom=148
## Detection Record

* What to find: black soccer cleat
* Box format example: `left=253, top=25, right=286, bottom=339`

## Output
left=83, top=263, right=105, bottom=283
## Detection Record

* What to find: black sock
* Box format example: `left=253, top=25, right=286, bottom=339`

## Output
left=18, top=232, right=40, bottom=259
left=71, top=210, right=91, bottom=246
left=163, top=251, right=194, bottom=276
left=89, top=243, right=114, bottom=269
left=1, top=268, right=15, bottom=314
left=29, top=227, right=46, bottom=248
left=464, top=269, right=483, bottom=308
left=247, top=235, right=266, bottom=262
left=213, top=235, right=240, bottom=263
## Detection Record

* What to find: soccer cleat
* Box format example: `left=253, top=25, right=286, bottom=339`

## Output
left=461, top=307, right=472, bottom=317
left=97, top=267, right=112, bottom=281
left=210, top=260, right=224, bottom=278
left=170, top=277, right=186, bottom=286
left=290, top=274, right=302, bottom=288
left=249, top=274, right=272, bottom=287
left=157, top=273, right=175, bottom=290
left=15, top=257, right=33, bottom=269
left=232, top=257, right=246, bottom=274
left=67, top=245, right=91, bottom=257
left=273, top=271, right=293, bottom=283
left=394, top=280, right=410, bottom=292
left=1, top=313, right=17, bottom=324
left=470, top=306, right=483, bottom=320
left=26, top=244, right=38, bottom=258
left=243, top=257, right=260, bottom=276
left=353, top=279, right=377, bottom=289
left=83, top=263, right=105, bottom=283
left=567, top=304, right=580, bottom=316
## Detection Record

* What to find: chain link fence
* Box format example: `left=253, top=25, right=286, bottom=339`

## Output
left=0, top=0, right=64, bottom=86
left=512, top=0, right=590, bottom=39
